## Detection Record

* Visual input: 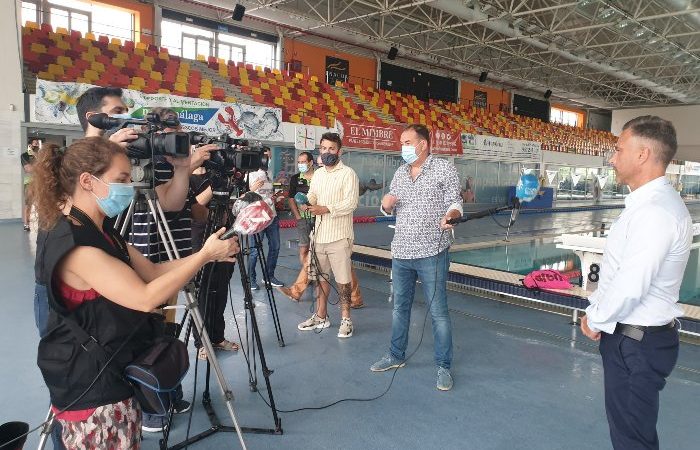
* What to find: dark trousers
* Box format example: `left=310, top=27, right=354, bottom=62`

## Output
left=197, top=262, right=235, bottom=344
left=599, top=328, right=679, bottom=450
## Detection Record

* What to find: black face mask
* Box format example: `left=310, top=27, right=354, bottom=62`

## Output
left=320, top=152, right=339, bottom=167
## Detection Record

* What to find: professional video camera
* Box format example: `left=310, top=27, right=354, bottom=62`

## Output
left=88, top=112, right=191, bottom=159
left=88, top=112, right=191, bottom=185
left=188, top=132, right=267, bottom=176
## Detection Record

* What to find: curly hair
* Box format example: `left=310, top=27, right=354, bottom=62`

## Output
left=30, top=137, right=126, bottom=230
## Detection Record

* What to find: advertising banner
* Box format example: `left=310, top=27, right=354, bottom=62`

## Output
left=460, top=132, right=541, bottom=161
left=295, top=125, right=316, bottom=150
left=431, top=129, right=462, bottom=155
left=35, top=79, right=284, bottom=141
left=335, top=119, right=403, bottom=151
left=325, top=56, right=350, bottom=85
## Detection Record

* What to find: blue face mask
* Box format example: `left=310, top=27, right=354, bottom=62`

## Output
left=91, top=176, right=134, bottom=218
left=401, top=144, right=419, bottom=164
left=298, top=163, right=309, bottom=174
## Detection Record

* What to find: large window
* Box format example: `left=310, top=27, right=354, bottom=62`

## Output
left=46, top=0, right=134, bottom=41
left=161, top=19, right=275, bottom=67
left=550, top=107, right=581, bottom=127
left=21, top=1, right=39, bottom=25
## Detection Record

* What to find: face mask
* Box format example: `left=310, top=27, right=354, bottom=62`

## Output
left=401, top=145, right=419, bottom=164
left=298, top=163, right=309, bottom=174
left=320, top=152, right=339, bottom=167
left=91, top=175, right=134, bottom=218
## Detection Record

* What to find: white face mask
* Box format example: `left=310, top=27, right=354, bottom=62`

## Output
left=401, top=143, right=421, bottom=164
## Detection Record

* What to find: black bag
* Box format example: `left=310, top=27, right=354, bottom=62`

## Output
left=125, top=336, right=190, bottom=416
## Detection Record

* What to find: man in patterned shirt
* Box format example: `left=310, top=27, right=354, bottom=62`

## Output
left=370, top=124, right=462, bottom=391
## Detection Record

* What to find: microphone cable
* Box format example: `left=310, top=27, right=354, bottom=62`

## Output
left=253, top=228, right=449, bottom=413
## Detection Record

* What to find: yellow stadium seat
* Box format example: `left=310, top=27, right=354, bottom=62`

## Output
left=134, top=48, right=145, bottom=56
left=282, top=92, right=291, bottom=101
left=196, top=54, right=206, bottom=62
left=225, top=96, right=237, bottom=103
left=174, top=82, right=186, bottom=92
left=201, top=78, right=212, bottom=87
left=56, top=56, right=72, bottom=67
left=112, top=58, right=125, bottom=67
left=37, top=71, right=54, bottom=81
left=273, top=98, right=284, bottom=106
left=85, top=32, right=96, bottom=41
left=150, top=71, right=162, bottom=81
left=143, top=56, right=155, bottom=66
left=158, top=89, right=171, bottom=94
left=91, top=61, right=105, bottom=72
left=311, top=117, right=321, bottom=126
left=176, top=75, right=188, bottom=84
left=56, top=27, right=69, bottom=35
left=56, top=40, right=70, bottom=51
left=76, top=77, right=90, bottom=84
left=251, top=87, right=262, bottom=95
left=200, top=92, right=212, bottom=100
left=24, top=21, right=39, bottom=30
left=139, top=61, right=152, bottom=71
left=30, top=43, right=46, bottom=53
left=107, top=43, right=120, bottom=53
left=290, top=114, right=301, bottom=123
left=260, top=82, right=269, bottom=90
left=83, top=69, right=99, bottom=81
left=135, top=42, right=147, bottom=50
left=110, top=38, right=122, bottom=46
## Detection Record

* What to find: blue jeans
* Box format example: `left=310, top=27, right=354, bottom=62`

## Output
left=248, top=216, right=280, bottom=282
left=390, top=249, right=453, bottom=369
left=34, top=282, right=66, bottom=450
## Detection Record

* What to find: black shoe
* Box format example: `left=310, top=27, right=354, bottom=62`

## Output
left=173, top=399, right=191, bottom=414
left=23, top=224, right=30, bottom=231
left=269, top=277, right=284, bottom=287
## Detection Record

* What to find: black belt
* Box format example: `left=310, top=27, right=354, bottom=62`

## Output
left=614, top=321, right=675, bottom=341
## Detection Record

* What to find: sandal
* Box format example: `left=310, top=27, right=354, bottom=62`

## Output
left=213, top=340, right=240, bottom=352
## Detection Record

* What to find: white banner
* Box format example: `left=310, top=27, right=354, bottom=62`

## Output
left=571, top=173, right=582, bottom=187
left=460, top=132, right=541, bottom=162
left=546, top=170, right=558, bottom=185
left=34, top=79, right=284, bottom=141
left=595, top=174, right=608, bottom=188
left=294, top=125, right=316, bottom=150
left=684, top=161, right=700, bottom=176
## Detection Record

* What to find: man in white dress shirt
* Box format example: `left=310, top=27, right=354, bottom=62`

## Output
left=581, top=116, right=691, bottom=450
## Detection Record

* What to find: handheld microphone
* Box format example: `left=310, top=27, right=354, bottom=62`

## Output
left=294, top=192, right=311, bottom=206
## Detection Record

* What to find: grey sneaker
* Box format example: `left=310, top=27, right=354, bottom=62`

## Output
left=297, top=313, right=330, bottom=331
left=250, top=281, right=259, bottom=291
left=337, top=318, right=353, bottom=338
left=370, top=354, right=406, bottom=372
left=437, top=367, right=453, bottom=391
left=268, top=277, right=284, bottom=287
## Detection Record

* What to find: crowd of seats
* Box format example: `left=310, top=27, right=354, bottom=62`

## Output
left=21, top=21, right=616, bottom=155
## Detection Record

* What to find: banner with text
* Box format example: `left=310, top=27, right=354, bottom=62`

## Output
left=335, top=119, right=403, bottom=151
left=34, top=79, right=284, bottom=141
left=431, top=129, right=463, bottom=155
left=460, top=132, right=541, bottom=162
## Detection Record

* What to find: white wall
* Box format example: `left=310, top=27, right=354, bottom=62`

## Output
left=612, top=105, right=700, bottom=162
left=0, top=3, right=26, bottom=219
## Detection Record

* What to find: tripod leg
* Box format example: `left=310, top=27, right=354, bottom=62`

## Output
left=36, top=408, right=54, bottom=450
left=252, top=234, right=285, bottom=346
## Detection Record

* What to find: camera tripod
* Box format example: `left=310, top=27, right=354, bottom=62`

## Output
left=160, top=180, right=283, bottom=450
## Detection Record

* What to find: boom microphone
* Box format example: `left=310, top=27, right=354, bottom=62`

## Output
left=447, top=173, right=540, bottom=225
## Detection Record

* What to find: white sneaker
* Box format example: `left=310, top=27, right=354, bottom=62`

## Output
left=337, top=318, right=353, bottom=338
left=298, top=313, right=331, bottom=331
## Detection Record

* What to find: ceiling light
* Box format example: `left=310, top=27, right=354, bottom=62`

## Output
left=647, top=36, right=662, bottom=45
left=512, top=18, right=524, bottom=27
left=598, top=8, right=616, bottom=19
left=577, top=0, right=595, bottom=6
left=674, top=51, right=685, bottom=59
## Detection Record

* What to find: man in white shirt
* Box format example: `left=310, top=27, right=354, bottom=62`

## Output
left=580, top=116, right=691, bottom=450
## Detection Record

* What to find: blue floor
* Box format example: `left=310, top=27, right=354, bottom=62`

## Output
left=1, top=207, right=699, bottom=449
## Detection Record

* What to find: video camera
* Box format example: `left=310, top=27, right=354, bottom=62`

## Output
left=188, top=132, right=267, bottom=176
left=88, top=112, right=191, bottom=160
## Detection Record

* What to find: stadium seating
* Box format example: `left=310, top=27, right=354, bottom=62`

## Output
left=21, top=22, right=617, bottom=154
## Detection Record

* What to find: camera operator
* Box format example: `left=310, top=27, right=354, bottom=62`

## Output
left=32, top=137, right=238, bottom=449
left=128, top=107, right=228, bottom=431
left=297, top=133, right=359, bottom=338
left=247, top=146, right=284, bottom=290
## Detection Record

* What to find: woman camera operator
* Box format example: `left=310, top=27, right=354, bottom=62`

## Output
left=32, top=137, right=239, bottom=449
